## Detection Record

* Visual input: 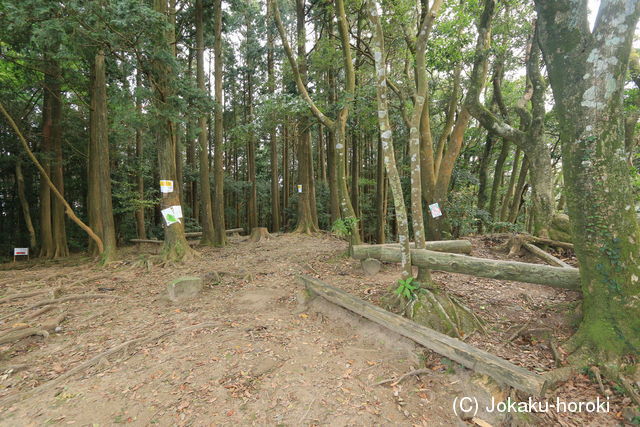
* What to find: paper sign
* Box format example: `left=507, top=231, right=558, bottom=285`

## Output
left=161, top=207, right=181, bottom=226
left=429, top=203, right=442, bottom=218
left=14, top=248, right=29, bottom=256
left=171, top=205, right=183, bottom=219
left=160, top=180, right=174, bottom=193
left=297, top=185, right=303, bottom=193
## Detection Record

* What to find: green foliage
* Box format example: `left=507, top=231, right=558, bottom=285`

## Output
left=394, top=276, right=419, bottom=300
left=331, top=217, right=359, bottom=239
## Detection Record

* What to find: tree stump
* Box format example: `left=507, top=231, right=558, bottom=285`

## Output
left=249, top=227, right=271, bottom=242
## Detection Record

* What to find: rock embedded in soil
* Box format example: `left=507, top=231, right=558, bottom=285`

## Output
left=361, top=258, right=382, bottom=275
left=167, top=276, right=203, bottom=302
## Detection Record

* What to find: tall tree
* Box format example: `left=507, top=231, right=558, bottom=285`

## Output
left=195, top=0, right=216, bottom=245
left=534, top=0, right=640, bottom=362
left=266, top=0, right=281, bottom=232
left=212, top=0, right=226, bottom=246
left=151, top=0, right=194, bottom=261
left=88, top=49, right=117, bottom=261
left=272, top=0, right=361, bottom=242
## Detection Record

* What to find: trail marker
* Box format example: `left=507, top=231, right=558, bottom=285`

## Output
left=160, top=180, right=174, bottom=193
left=429, top=203, right=442, bottom=218
left=13, top=248, right=29, bottom=262
left=171, top=205, right=183, bottom=219
left=297, top=184, right=303, bottom=193
left=161, top=207, right=180, bottom=226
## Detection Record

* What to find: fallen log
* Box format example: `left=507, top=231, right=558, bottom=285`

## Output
left=184, top=228, right=244, bottom=238
left=380, top=240, right=472, bottom=254
left=352, top=245, right=580, bottom=290
left=523, top=243, right=571, bottom=268
left=529, top=236, right=573, bottom=251
left=130, top=238, right=199, bottom=246
left=298, top=275, right=545, bottom=395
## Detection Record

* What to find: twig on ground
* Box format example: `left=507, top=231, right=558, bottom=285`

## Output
left=591, top=366, right=606, bottom=396
left=507, top=321, right=531, bottom=342
left=620, top=375, right=640, bottom=406
left=298, top=397, right=316, bottom=424
left=0, top=321, right=218, bottom=407
left=549, top=338, right=562, bottom=368
left=373, top=368, right=431, bottom=387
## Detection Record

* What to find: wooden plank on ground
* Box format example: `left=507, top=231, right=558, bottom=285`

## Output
left=298, top=274, right=545, bottom=396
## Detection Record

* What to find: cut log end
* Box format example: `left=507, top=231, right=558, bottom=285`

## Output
left=249, top=227, right=272, bottom=242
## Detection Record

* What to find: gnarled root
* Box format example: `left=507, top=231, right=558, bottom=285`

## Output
left=383, top=286, right=485, bottom=338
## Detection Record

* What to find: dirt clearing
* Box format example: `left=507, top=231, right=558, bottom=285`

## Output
left=0, top=234, right=632, bottom=425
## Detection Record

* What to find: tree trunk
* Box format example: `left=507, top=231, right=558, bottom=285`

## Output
left=477, top=133, right=494, bottom=233
left=47, top=61, right=68, bottom=258
left=535, top=0, right=640, bottom=361
left=15, top=159, right=36, bottom=248
left=367, top=3, right=411, bottom=278
left=212, top=0, right=226, bottom=246
left=326, top=72, right=340, bottom=225
left=500, top=146, right=520, bottom=222
left=195, top=0, right=215, bottom=245
left=152, top=0, right=193, bottom=261
left=88, top=50, right=117, bottom=262
left=267, top=0, right=280, bottom=232
left=375, top=134, right=386, bottom=243
left=509, top=155, right=529, bottom=224
left=38, top=80, right=54, bottom=258
left=135, top=70, right=146, bottom=239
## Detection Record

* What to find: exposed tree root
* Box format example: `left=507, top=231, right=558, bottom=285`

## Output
left=0, top=312, right=66, bottom=345
left=0, top=294, right=120, bottom=323
left=383, top=285, right=485, bottom=338
left=20, top=306, right=55, bottom=321
left=0, top=290, right=49, bottom=305
left=550, top=338, right=563, bottom=368
left=373, top=368, right=431, bottom=387
left=0, top=322, right=218, bottom=407
left=0, top=328, right=49, bottom=345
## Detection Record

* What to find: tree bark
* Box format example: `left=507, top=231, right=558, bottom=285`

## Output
left=267, top=0, right=280, bottom=232
left=195, top=0, right=215, bottom=245
left=535, top=0, right=640, bottom=360
left=46, top=60, right=68, bottom=258
left=367, top=1, right=411, bottom=278
left=134, top=70, right=146, bottom=239
left=212, top=0, right=226, bottom=246
left=88, top=49, right=117, bottom=261
left=15, top=159, right=36, bottom=248
left=151, top=0, right=193, bottom=261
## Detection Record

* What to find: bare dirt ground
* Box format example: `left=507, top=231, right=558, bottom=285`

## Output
left=0, top=233, right=635, bottom=426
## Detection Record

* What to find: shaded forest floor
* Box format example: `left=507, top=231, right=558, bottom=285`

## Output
left=0, top=233, right=635, bottom=425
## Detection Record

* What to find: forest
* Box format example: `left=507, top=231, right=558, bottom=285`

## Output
left=0, top=0, right=639, bottom=424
